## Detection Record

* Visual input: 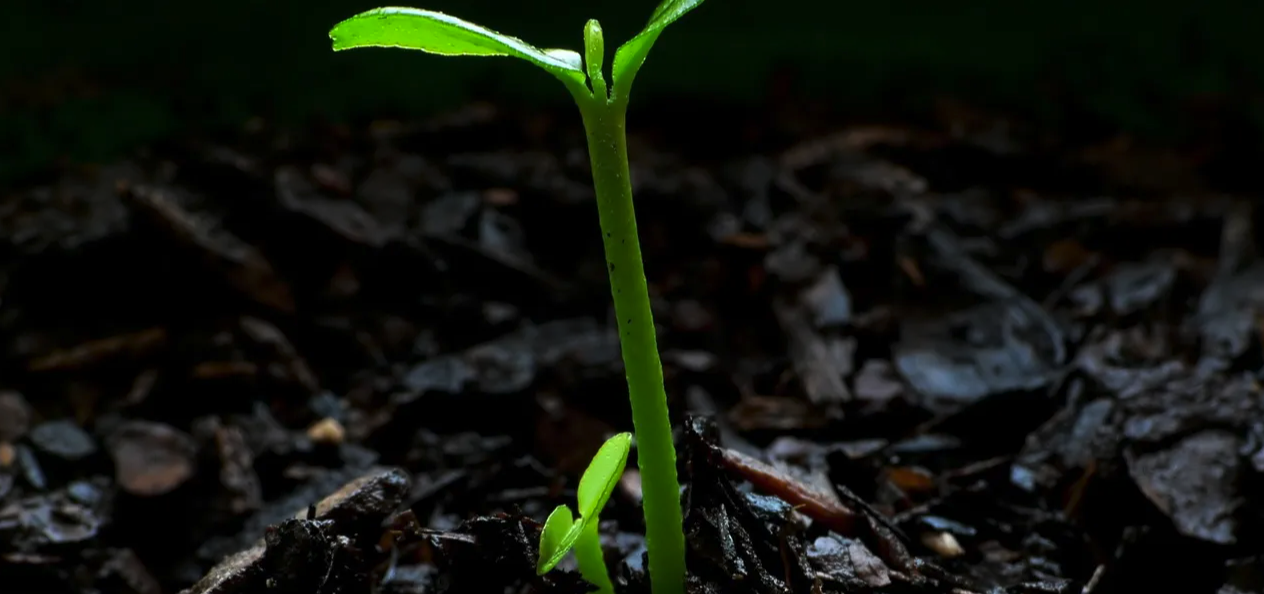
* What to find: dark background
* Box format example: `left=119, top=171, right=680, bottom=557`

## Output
left=2, top=0, right=1262, bottom=185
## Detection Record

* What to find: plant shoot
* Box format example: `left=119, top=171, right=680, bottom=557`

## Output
left=329, top=3, right=710, bottom=592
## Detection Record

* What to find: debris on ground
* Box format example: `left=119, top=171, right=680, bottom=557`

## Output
left=1, top=98, right=1261, bottom=594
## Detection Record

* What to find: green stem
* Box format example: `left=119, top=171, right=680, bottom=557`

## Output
left=574, top=93, right=686, bottom=594
left=574, top=519, right=615, bottom=594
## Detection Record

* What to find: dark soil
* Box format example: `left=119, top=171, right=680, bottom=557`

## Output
left=2, top=97, right=1264, bottom=594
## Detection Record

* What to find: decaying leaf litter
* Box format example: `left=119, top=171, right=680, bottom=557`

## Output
left=1, top=100, right=1263, bottom=594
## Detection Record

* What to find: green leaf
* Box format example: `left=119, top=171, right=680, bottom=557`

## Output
left=583, top=19, right=607, bottom=99
left=534, top=433, right=632, bottom=576
left=611, top=0, right=708, bottom=98
left=329, top=7, right=587, bottom=88
left=576, top=432, right=632, bottom=520
left=648, top=0, right=708, bottom=29
left=536, top=505, right=577, bottom=575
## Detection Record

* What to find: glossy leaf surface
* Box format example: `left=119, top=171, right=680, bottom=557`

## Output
left=535, top=432, right=632, bottom=575
left=576, top=432, right=632, bottom=520
left=329, top=7, right=586, bottom=87
left=537, top=505, right=577, bottom=575
left=611, top=0, right=708, bottom=97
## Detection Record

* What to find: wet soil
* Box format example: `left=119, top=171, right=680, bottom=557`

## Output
left=2, top=98, right=1264, bottom=594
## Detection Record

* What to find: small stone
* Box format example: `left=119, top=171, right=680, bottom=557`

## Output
left=920, top=531, right=965, bottom=558
left=107, top=421, right=198, bottom=496
left=307, top=418, right=345, bottom=445
left=29, top=419, right=97, bottom=461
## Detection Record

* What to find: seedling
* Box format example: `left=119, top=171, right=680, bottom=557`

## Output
left=537, top=432, right=632, bottom=594
left=328, top=2, right=710, bottom=593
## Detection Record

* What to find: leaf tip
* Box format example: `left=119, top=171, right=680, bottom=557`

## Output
left=327, top=16, right=359, bottom=51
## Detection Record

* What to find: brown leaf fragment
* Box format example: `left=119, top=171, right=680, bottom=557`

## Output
left=772, top=296, right=853, bottom=406
left=239, top=316, right=321, bottom=393
left=718, top=447, right=857, bottom=535
left=125, top=184, right=294, bottom=312
left=27, top=328, right=166, bottom=371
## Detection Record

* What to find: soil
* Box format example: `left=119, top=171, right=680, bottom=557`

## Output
left=2, top=96, right=1264, bottom=594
